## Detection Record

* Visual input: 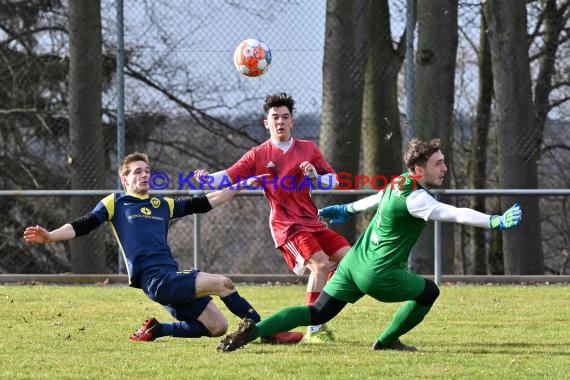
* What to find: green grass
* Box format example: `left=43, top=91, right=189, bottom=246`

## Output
left=1, top=284, right=569, bottom=379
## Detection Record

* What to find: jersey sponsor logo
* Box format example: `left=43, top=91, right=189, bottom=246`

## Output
left=140, top=207, right=152, bottom=216
left=127, top=213, right=163, bottom=222
left=150, top=198, right=161, bottom=208
left=266, top=161, right=275, bottom=168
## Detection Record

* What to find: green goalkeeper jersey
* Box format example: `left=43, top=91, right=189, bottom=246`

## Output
left=345, top=172, right=428, bottom=273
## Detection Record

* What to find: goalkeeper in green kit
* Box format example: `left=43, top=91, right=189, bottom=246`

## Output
left=218, top=138, right=522, bottom=352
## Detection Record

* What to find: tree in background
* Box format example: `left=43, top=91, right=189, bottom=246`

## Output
left=469, top=10, right=494, bottom=275
left=362, top=0, right=406, bottom=181
left=482, top=0, right=544, bottom=274
left=319, top=0, right=366, bottom=242
left=2, top=1, right=569, bottom=276
left=529, top=1, right=569, bottom=274
left=412, top=0, right=458, bottom=274
left=67, top=0, right=107, bottom=273
left=0, top=0, right=72, bottom=273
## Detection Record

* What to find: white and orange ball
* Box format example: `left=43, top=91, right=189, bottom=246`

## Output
left=233, top=38, right=272, bottom=77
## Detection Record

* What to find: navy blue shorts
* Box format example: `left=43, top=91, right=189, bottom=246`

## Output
left=139, top=267, right=212, bottom=321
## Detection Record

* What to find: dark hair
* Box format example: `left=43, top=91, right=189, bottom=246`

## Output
left=119, top=152, right=149, bottom=177
left=404, top=138, right=441, bottom=171
left=263, top=92, right=295, bottom=116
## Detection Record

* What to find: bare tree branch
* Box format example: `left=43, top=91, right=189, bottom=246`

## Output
left=541, top=143, right=570, bottom=154
left=549, top=96, right=570, bottom=109
left=0, top=108, right=37, bottom=114
left=0, top=25, right=67, bottom=47
left=125, top=63, right=262, bottom=150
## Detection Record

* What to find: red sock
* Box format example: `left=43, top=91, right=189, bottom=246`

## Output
left=306, top=291, right=320, bottom=306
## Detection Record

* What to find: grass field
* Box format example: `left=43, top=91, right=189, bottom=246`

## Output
left=1, top=283, right=569, bottom=379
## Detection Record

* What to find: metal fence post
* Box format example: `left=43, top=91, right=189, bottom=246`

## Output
left=434, top=220, right=442, bottom=286
left=116, top=0, right=125, bottom=274
left=433, top=195, right=442, bottom=286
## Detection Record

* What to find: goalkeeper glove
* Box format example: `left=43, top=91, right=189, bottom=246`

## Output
left=490, top=202, right=522, bottom=230
left=318, top=203, right=357, bottom=224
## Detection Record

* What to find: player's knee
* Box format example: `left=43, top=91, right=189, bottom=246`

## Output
left=414, top=278, right=440, bottom=306
left=220, top=276, right=236, bottom=292
left=328, top=260, right=339, bottom=273
left=309, top=258, right=332, bottom=275
left=207, top=318, right=229, bottom=337
left=330, top=249, right=347, bottom=264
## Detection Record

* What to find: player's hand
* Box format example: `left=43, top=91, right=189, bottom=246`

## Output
left=318, top=204, right=356, bottom=224
left=490, top=202, right=522, bottom=230
left=23, top=225, right=51, bottom=244
left=193, top=169, right=210, bottom=183
left=299, top=161, right=317, bottom=179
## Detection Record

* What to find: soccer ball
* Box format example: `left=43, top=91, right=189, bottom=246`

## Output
left=233, top=39, right=271, bottom=77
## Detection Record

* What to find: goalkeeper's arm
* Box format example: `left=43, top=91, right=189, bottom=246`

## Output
left=424, top=202, right=522, bottom=230
left=350, top=191, right=383, bottom=212
left=318, top=191, right=383, bottom=224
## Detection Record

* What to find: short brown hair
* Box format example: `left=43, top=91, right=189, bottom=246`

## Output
left=119, top=152, right=149, bottom=177
left=263, top=92, right=295, bottom=116
left=404, top=138, right=441, bottom=171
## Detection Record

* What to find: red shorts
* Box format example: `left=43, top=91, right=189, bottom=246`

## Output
left=278, top=229, right=350, bottom=276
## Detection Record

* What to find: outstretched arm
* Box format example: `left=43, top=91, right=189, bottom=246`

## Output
left=318, top=191, right=383, bottom=224
left=24, top=211, right=104, bottom=243
left=205, top=187, right=237, bottom=208
left=24, top=224, right=76, bottom=244
left=194, top=169, right=230, bottom=187
left=206, top=175, right=267, bottom=208
left=421, top=201, right=522, bottom=230
left=426, top=203, right=494, bottom=228
left=351, top=191, right=383, bottom=212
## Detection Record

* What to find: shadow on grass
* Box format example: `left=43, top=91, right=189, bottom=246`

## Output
left=318, top=338, right=570, bottom=356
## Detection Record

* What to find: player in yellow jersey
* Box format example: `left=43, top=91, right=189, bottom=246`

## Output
left=24, top=152, right=302, bottom=344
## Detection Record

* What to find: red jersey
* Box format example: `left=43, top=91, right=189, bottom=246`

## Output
left=226, top=138, right=336, bottom=247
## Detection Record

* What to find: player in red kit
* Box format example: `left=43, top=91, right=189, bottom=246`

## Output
left=195, top=93, right=351, bottom=343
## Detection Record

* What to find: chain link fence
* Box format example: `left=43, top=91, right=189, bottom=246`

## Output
left=1, top=1, right=568, bottom=276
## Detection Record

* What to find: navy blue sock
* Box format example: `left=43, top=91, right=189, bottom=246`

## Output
left=220, top=291, right=261, bottom=322
left=160, top=320, right=210, bottom=338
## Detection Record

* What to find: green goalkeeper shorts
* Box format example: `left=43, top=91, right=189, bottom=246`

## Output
left=323, top=260, right=426, bottom=304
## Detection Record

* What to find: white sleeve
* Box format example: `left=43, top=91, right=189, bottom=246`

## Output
left=407, top=190, right=491, bottom=228
left=351, top=191, right=383, bottom=212
left=199, top=170, right=229, bottom=187
left=316, top=173, right=338, bottom=188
